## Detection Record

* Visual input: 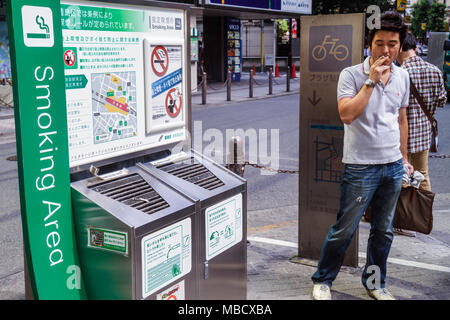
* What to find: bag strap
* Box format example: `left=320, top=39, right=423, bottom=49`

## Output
left=409, top=79, right=436, bottom=126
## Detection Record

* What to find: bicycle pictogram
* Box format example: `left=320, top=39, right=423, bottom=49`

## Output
left=312, top=35, right=349, bottom=62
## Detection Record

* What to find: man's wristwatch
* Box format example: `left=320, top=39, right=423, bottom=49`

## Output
left=364, top=78, right=376, bottom=88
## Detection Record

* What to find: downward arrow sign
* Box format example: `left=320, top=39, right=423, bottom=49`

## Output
left=308, top=90, right=321, bottom=106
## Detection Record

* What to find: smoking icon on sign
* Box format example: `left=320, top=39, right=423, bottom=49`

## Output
left=151, top=46, right=169, bottom=77
left=28, top=15, right=50, bottom=39
left=21, top=6, right=54, bottom=47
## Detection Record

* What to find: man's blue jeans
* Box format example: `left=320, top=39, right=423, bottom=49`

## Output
left=311, top=159, right=403, bottom=289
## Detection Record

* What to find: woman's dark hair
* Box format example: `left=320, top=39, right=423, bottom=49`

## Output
left=401, top=32, right=417, bottom=51
left=368, top=11, right=407, bottom=49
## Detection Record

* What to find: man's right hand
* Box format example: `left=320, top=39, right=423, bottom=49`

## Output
left=369, top=56, right=391, bottom=84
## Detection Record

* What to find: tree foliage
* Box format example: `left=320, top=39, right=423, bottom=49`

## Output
left=428, top=0, right=447, bottom=32
left=411, top=0, right=446, bottom=41
left=410, top=0, right=431, bottom=40
left=275, top=19, right=289, bottom=40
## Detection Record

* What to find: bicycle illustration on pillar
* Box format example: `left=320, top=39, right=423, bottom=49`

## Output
left=311, top=35, right=349, bottom=62
left=309, top=25, right=353, bottom=72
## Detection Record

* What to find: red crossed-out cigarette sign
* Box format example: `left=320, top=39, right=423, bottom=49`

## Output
left=165, top=88, right=182, bottom=118
left=64, top=49, right=76, bottom=67
left=151, top=45, right=169, bottom=77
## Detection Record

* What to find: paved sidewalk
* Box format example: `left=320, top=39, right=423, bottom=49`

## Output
left=0, top=106, right=15, bottom=144
left=191, top=71, right=299, bottom=107
left=246, top=195, right=450, bottom=300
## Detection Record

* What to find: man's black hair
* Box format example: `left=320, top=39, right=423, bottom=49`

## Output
left=401, top=32, right=417, bottom=51
left=368, top=11, right=407, bottom=49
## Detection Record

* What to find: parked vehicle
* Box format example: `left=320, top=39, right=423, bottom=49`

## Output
left=417, top=43, right=428, bottom=56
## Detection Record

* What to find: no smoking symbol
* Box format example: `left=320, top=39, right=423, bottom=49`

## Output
left=165, top=88, right=182, bottom=118
left=64, top=49, right=76, bottom=67
left=151, top=46, right=169, bottom=77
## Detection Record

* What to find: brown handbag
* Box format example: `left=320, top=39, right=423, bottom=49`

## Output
left=363, top=186, right=434, bottom=234
left=394, top=186, right=434, bottom=234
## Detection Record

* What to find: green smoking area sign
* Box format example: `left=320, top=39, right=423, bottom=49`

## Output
left=7, top=0, right=190, bottom=300
left=6, top=0, right=85, bottom=299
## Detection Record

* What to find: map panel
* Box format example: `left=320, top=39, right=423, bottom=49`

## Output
left=91, top=72, right=137, bottom=144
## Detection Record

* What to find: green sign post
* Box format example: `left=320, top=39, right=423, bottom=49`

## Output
left=6, top=0, right=85, bottom=299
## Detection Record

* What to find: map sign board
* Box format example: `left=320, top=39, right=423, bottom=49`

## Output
left=61, top=0, right=188, bottom=168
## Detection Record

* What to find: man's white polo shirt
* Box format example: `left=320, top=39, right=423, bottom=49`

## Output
left=337, top=57, right=410, bottom=164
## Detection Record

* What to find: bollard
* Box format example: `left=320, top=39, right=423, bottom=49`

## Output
left=286, top=66, right=290, bottom=92
left=269, top=67, right=273, bottom=95
left=249, top=71, right=253, bottom=98
left=227, top=71, right=231, bottom=101
left=226, top=136, right=245, bottom=177
left=202, top=72, right=207, bottom=105
left=225, top=136, right=247, bottom=245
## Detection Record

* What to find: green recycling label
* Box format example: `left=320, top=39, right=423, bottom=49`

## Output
left=141, top=218, right=192, bottom=299
left=206, top=193, right=243, bottom=260
left=88, top=228, right=128, bottom=255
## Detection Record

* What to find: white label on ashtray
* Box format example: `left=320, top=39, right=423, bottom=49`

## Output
left=206, top=193, right=243, bottom=260
left=141, top=218, right=191, bottom=299
left=156, top=280, right=185, bottom=300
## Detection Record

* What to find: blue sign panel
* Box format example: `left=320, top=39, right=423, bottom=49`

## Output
left=152, top=68, right=182, bottom=98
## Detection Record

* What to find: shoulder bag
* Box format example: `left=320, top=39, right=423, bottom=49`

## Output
left=409, top=80, right=438, bottom=153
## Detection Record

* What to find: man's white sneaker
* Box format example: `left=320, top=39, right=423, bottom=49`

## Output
left=312, top=284, right=331, bottom=300
left=366, top=288, right=396, bottom=300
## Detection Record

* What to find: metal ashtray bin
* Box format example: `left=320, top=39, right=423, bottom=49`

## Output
left=138, top=149, right=247, bottom=300
left=71, top=166, right=199, bottom=300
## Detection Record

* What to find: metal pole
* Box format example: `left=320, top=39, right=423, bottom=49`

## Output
left=288, top=18, right=292, bottom=77
left=249, top=71, right=253, bottom=98
left=202, top=72, right=207, bottom=105
left=273, top=21, right=278, bottom=79
left=226, top=136, right=245, bottom=177
left=261, top=19, right=264, bottom=73
left=286, top=66, right=290, bottom=92
left=274, top=21, right=277, bottom=77
left=227, top=70, right=231, bottom=101
left=269, top=67, right=273, bottom=95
